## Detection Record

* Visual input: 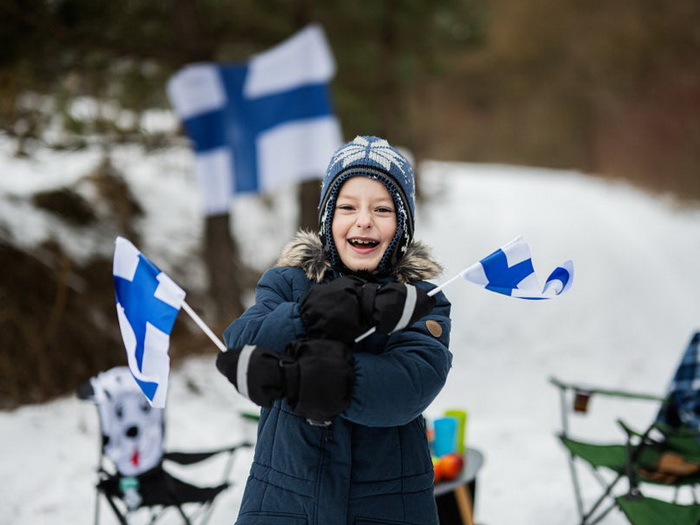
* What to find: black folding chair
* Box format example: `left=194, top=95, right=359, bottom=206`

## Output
left=78, top=366, right=253, bottom=525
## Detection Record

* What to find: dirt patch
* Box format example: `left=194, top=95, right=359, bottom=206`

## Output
left=32, top=188, right=97, bottom=226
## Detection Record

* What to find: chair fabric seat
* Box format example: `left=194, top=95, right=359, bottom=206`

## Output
left=558, top=436, right=628, bottom=472
left=559, top=432, right=700, bottom=486
left=98, top=466, right=228, bottom=508
left=616, top=495, right=700, bottom=525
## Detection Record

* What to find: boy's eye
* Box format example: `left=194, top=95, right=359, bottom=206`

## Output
left=376, top=207, right=394, bottom=214
left=336, top=204, right=354, bottom=211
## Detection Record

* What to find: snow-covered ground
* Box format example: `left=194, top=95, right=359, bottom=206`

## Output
left=1, top=137, right=700, bottom=525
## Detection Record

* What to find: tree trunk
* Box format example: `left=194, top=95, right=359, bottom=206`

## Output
left=171, top=0, right=214, bottom=62
left=294, top=0, right=322, bottom=233
left=171, top=0, right=243, bottom=328
left=299, top=179, right=321, bottom=231
left=380, top=0, right=400, bottom=138
left=203, top=214, right=244, bottom=325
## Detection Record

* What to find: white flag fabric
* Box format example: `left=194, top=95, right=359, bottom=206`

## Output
left=167, top=24, right=343, bottom=215
left=113, top=237, right=186, bottom=407
left=460, top=236, right=574, bottom=299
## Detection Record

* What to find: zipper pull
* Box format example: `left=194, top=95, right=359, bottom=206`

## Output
left=306, top=419, right=333, bottom=441
left=306, top=418, right=332, bottom=427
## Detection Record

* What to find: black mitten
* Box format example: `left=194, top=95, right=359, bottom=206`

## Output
left=285, top=339, right=354, bottom=422
left=216, top=345, right=287, bottom=407
left=369, top=283, right=436, bottom=334
left=300, top=275, right=369, bottom=343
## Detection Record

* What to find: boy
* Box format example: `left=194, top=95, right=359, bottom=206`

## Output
left=216, top=135, right=452, bottom=524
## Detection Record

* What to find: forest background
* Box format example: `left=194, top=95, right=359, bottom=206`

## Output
left=1, top=0, right=699, bottom=408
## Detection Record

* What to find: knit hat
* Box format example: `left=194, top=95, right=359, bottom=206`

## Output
left=318, top=136, right=416, bottom=275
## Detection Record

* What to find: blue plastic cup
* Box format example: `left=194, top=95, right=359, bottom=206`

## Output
left=433, top=417, right=457, bottom=457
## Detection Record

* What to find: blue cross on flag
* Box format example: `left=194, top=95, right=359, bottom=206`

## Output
left=166, top=24, right=343, bottom=216
left=113, top=237, right=186, bottom=407
left=460, top=236, right=574, bottom=299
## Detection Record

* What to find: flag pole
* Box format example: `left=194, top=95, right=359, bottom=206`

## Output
left=426, top=261, right=480, bottom=297
left=181, top=301, right=227, bottom=352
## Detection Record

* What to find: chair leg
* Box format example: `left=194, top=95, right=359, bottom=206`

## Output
left=580, top=474, right=622, bottom=525
left=94, top=484, right=101, bottom=525
left=103, top=494, right=130, bottom=525
left=198, top=501, right=218, bottom=525
left=566, top=453, right=586, bottom=521
left=586, top=499, right=619, bottom=525
left=174, top=504, right=194, bottom=525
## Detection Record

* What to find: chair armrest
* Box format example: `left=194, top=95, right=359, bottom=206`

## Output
left=164, top=442, right=253, bottom=465
left=549, top=376, right=665, bottom=402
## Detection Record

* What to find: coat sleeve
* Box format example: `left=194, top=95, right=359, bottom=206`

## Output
left=222, top=267, right=308, bottom=353
left=342, top=282, right=453, bottom=427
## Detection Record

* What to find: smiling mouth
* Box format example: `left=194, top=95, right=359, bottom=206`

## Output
left=348, top=238, right=379, bottom=248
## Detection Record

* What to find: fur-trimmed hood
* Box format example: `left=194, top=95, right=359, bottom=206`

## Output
left=275, top=230, right=443, bottom=283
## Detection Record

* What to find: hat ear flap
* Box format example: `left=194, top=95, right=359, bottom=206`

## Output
left=376, top=202, right=411, bottom=275
left=317, top=171, right=353, bottom=269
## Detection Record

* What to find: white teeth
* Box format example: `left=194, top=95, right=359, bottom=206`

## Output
left=349, top=239, right=378, bottom=246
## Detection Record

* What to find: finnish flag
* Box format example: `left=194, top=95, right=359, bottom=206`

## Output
left=113, top=237, right=185, bottom=407
left=167, top=24, right=343, bottom=215
left=461, top=236, right=574, bottom=300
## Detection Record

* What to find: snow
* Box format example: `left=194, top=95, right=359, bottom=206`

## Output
left=1, top=136, right=700, bottom=525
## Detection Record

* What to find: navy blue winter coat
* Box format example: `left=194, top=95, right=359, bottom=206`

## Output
left=223, top=232, right=452, bottom=525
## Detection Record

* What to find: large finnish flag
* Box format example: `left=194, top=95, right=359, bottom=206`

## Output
left=461, top=236, right=574, bottom=299
left=167, top=24, right=343, bottom=215
left=113, top=237, right=186, bottom=407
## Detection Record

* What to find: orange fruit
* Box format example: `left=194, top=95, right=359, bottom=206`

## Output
left=438, top=452, right=464, bottom=481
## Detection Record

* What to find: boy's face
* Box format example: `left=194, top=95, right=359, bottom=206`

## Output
left=332, top=176, right=397, bottom=272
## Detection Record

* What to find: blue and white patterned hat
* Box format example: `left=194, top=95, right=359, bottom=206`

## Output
left=318, top=136, right=416, bottom=274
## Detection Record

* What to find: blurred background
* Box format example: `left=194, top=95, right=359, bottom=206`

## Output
left=1, top=0, right=699, bottom=409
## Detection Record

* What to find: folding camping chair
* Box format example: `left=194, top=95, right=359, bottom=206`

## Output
left=550, top=331, right=700, bottom=525
left=78, top=366, right=253, bottom=525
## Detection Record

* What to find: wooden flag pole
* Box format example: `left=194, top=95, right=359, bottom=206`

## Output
left=181, top=301, right=227, bottom=352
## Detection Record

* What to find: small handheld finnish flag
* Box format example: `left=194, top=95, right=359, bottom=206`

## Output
left=460, top=236, right=573, bottom=299
left=355, top=235, right=574, bottom=342
left=113, top=237, right=186, bottom=407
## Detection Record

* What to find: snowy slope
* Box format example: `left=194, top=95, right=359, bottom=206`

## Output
left=1, top=142, right=699, bottom=525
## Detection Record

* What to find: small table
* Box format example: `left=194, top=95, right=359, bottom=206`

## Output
left=434, top=448, right=484, bottom=525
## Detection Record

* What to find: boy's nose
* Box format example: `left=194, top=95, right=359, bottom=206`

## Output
left=355, top=210, right=372, bottom=228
